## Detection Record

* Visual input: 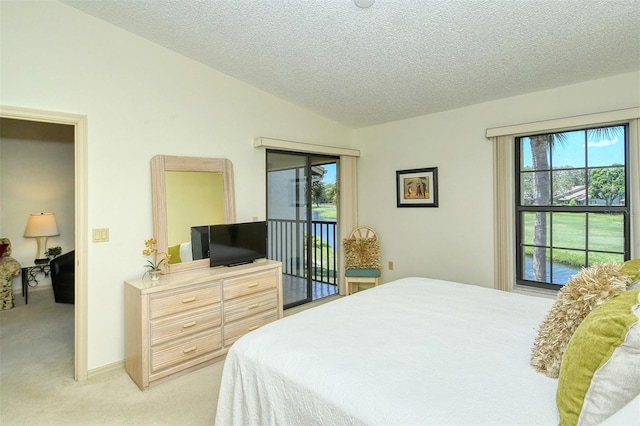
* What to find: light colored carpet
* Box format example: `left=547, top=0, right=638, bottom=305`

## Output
left=0, top=288, right=224, bottom=426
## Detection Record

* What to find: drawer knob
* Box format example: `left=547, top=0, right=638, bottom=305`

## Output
left=247, top=282, right=259, bottom=288
left=247, top=303, right=259, bottom=310
left=182, top=296, right=196, bottom=303
left=182, top=321, right=197, bottom=328
left=183, top=346, right=197, bottom=354
left=248, top=325, right=259, bottom=331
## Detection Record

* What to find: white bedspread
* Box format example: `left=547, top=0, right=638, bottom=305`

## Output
left=215, top=277, right=635, bottom=425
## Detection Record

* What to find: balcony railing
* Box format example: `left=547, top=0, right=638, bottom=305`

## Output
left=267, top=219, right=337, bottom=285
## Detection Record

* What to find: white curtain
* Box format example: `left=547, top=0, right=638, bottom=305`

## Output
left=339, top=155, right=358, bottom=295
left=629, top=119, right=640, bottom=258
left=492, top=135, right=515, bottom=292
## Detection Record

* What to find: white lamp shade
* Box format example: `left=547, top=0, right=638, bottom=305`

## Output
left=24, top=213, right=60, bottom=261
left=24, top=213, right=60, bottom=237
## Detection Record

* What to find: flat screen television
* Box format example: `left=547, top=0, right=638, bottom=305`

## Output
left=209, top=221, right=267, bottom=267
left=190, top=225, right=210, bottom=261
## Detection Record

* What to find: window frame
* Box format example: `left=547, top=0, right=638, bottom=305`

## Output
left=487, top=108, right=639, bottom=294
left=514, top=126, right=631, bottom=290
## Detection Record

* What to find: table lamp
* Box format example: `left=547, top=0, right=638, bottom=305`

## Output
left=24, top=213, right=60, bottom=264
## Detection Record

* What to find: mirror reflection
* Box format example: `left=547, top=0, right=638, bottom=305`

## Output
left=165, top=171, right=224, bottom=263
left=151, top=155, right=235, bottom=274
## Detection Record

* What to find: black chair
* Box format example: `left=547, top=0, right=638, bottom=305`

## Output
left=51, top=250, right=74, bottom=304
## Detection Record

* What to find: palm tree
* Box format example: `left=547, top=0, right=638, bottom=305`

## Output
left=529, top=135, right=556, bottom=282
left=527, top=127, right=622, bottom=283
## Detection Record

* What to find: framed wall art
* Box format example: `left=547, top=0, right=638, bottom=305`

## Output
left=396, top=167, right=438, bottom=207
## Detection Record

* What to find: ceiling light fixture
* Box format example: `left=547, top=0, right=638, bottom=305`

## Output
left=354, top=0, right=375, bottom=8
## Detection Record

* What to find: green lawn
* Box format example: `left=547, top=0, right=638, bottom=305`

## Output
left=307, top=204, right=338, bottom=281
left=523, top=212, right=625, bottom=266
left=313, top=204, right=337, bottom=220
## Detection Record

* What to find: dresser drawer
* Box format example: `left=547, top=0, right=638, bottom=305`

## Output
left=150, top=284, right=221, bottom=319
left=224, top=288, right=278, bottom=323
left=124, top=261, right=282, bottom=391
left=223, top=271, right=277, bottom=300
left=150, top=305, right=222, bottom=346
left=150, top=329, right=222, bottom=373
left=223, top=309, right=278, bottom=347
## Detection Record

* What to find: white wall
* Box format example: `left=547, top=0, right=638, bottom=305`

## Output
left=0, top=1, right=352, bottom=370
left=0, top=124, right=75, bottom=290
left=3, top=0, right=638, bottom=373
left=355, top=71, right=640, bottom=288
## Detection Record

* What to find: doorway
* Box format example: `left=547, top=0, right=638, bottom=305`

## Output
left=266, top=150, right=339, bottom=309
left=0, top=105, right=88, bottom=381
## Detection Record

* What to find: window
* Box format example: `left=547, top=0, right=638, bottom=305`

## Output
left=515, top=125, right=630, bottom=290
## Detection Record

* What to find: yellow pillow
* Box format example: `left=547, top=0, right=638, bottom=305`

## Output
left=168, top=244, right=182, bottom=264
left=531, top=263, right=631, bottom=378
left=557, top=290, right=640, bottom=425
left=621, top=259, right=640, bottom=284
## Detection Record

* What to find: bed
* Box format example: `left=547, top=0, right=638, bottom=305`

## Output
left=215, top=277, right=640, bottom=425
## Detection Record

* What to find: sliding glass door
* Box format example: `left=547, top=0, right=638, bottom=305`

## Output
left=266, top=151, right=339, bottom=309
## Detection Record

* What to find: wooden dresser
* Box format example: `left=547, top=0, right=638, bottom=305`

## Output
left=124, top=260, right=282, bottom=390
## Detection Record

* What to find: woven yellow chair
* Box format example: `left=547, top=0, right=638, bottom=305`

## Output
left=343, top=226, right=381, bottom=295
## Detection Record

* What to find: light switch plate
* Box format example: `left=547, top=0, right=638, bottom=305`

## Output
left=93, top=228, right=109, bottom=243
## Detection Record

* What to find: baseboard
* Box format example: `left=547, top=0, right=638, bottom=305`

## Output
left=88, top=360, right=125, bottom=378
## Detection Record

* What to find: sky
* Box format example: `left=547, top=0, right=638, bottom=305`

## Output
left=522, top=126, right=625, bottom=169
left=322, top=163, right=336, bottom=184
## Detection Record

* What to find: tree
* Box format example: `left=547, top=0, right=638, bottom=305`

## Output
left=552, top=168, right=584, bottom=204
left=325, top=182, right=336, bottom=204
left=311, top=180, right=326, bottom=207
left=527, top=127, right=622, bottom=283
left=529, top=135, right=554, bottom=282
left=589, top=167, right=625, bottom=205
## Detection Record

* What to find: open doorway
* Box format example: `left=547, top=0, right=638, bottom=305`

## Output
left=266, top=150, right=339, bottom=309
left=0, top=106, right=88, bottom=381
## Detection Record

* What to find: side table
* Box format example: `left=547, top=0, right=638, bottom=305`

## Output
left=21, top=261, right=50, bottom=304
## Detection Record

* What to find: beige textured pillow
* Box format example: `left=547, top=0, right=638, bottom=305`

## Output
left=531, top=262, right=631, bottom=378
left=343, top=237, right=381, bottom=269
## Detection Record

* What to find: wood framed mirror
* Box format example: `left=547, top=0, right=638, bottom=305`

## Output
left=151, top=155, right=236, bottom=274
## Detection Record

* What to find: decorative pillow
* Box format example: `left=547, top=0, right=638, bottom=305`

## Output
left=531, top=262, right=631, bottom=378
left=179, top=242, right=193, bottom=263
left=622, top=259, right=640, bottom=288
left=343, top=237, right=381, bottom=269
left=557, top=289, right=640, bottom=426
left=168, top=244, right=182, bottom=264
left=0, top=244, right=8, bottom=258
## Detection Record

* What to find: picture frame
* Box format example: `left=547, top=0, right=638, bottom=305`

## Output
left=396, top=167, right=438, bottom=207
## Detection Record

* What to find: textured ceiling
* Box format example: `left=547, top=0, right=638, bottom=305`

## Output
left=62, top=0, right=640, bottom=128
